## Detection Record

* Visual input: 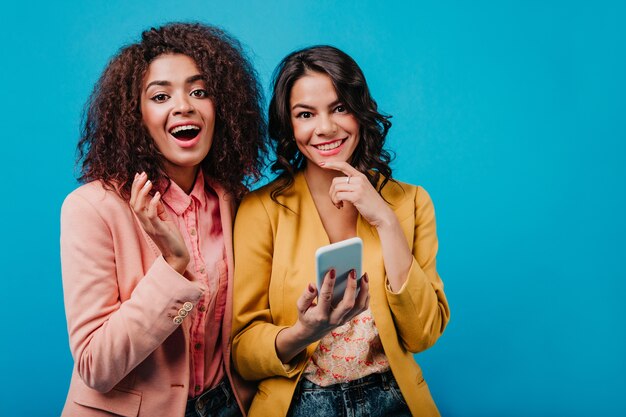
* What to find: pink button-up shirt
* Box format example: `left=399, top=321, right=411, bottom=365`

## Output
left=161, top=171, right=227, bottom=398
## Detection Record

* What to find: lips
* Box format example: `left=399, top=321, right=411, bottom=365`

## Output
left=313, top=138, right=345, bottom=151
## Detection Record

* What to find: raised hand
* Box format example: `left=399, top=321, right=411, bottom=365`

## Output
left=321, top=161, right=413, bottom=292
left=321, top=161, right=394, bottom=228
left=130, top=172, right=190, bottom=275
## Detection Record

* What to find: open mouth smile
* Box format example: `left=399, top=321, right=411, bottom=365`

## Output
left=313, top=138, right=345, bottom=151
left=169, top=124, right=201, bottom=141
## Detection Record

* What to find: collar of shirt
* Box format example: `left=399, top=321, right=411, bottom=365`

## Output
left=161, top=170, right=207, bottom=215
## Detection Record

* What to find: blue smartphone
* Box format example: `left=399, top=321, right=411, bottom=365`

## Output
left=315, top=237, right=363, bottom=306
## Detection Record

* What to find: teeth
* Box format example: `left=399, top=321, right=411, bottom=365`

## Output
left=170, top=125, right=200, bottom=134
left=315, top=140, right=342, bottom=151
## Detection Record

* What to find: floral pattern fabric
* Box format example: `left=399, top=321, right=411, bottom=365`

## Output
left=303, top=308, right=390, bottom=386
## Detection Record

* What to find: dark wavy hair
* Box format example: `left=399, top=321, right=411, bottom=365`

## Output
left=77, top=22, right=266, bottom=200
left=268, top=45, right=393, bottom=200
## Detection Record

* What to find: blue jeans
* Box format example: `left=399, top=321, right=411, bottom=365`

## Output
left=185, top=379, right=242, bottom=417
left=287, top=371, right=411, bottom=417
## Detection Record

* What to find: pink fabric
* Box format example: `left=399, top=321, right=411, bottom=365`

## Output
left=303, top=309, right=390, bottom=386
left=161, top=172, right=227, bottom=397
left=60, top=175, right=256, bottom=417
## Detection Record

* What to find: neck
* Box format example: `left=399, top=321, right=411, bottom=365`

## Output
left=166, top=165, right=200, bottom=194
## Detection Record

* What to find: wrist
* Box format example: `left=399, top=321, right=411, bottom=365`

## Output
left=373, top=209, right=398, bottom=231
left=291, top=320, right=319, bottom=345
left=165, top=255, right=189, bottom=275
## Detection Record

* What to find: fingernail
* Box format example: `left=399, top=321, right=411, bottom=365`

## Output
left=363, top=273, right=369, bottom=283
left=308, top=283, right=315, bottom=293
left=319, top=162, right=325, bottom=167
left=330, top=269, right=336, bottom=280
left=144, top=180, right=151, bottom=187
left=350, top=269, right=356, bottom=280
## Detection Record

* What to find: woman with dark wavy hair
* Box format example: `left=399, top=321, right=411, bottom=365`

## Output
left=61, top=22, right=265, bottom=417
left=232, top=46, right=450, bottom=417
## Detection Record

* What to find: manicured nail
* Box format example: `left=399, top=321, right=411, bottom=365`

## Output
left=143, top=180, right=151, bottom=188
left=308, top=283, right=315, bottom=293
left=350, top=269, right=356, bottom=280
left=319, top=162, right=325, bottom=167
left=329, top=269, right=336, bottom=280
left=363, top=273, right=369, bottom=283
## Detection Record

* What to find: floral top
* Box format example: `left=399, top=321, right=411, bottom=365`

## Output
left=303, top=308, right=390, bottom=386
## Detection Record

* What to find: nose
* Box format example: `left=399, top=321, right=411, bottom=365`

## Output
left=314, top=114, right=337, bottom=137
left=172, top=94, right=195, bottom=115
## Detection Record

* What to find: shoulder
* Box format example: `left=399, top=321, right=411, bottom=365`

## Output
left=239, top=182, right=274, bottom=212
left=380, top=178, right=435, bottom=217
left=62, top=180, right=128, bottom=220
left=239, top=174, right=304, bottom=215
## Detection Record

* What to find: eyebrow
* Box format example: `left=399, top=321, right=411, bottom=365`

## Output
left=145, top=74, right=205, bottom=91
left=291, top=99, right=342, bottom=111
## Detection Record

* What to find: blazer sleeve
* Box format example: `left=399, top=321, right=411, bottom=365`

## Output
left=60, top=190, right=204, bottom=393
left=385, top=186, right=451, bottom=353
left=231, top=193, right=301, bottom=381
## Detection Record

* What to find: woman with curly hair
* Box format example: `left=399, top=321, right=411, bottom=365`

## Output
left=60, top=22, right=265, bottom=417
left=231, top=46, right=450, bottom=417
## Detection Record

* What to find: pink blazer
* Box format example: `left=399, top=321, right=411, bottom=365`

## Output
left=60, top=180, right=255, bottom=417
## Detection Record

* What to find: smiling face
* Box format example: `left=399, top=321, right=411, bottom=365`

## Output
left=290, top=71, right=360, bottom=172
left=140, top=53, right=216, bottom=190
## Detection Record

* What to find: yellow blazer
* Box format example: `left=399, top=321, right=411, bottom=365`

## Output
left=232, top=171, right=450, bottom=417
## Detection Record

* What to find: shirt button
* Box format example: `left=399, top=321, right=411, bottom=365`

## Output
left=173, top=316, right=183, bottom=325
left=183, top=302, right=194, bottom=311
left=199, top=305, right=206, bottom=312
left=190, top=228, right=197, bottom=236
left=194, top=343, right=202, bottom=350
left=178, top=308, right=188, bottom=317
left=195, top=385, right=202, bottom=392
left=199, top=267, right=205, bottom=274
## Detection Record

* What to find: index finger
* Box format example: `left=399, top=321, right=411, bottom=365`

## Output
left=319, top=161, right=360, bottom=177
left=130, top=173, right=146, bottom=207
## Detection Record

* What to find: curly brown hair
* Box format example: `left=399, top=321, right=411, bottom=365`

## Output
left=268, top=45, right=393, bottom=201
left=77, top=22, right=266, bottom=200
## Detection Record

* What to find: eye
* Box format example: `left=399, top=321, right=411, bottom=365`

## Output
left=296, top=111, right=313, bottom=119
left=150, top=93, right=169, bottom=103
left=191, top=89, right=208, bottom=98
left=334, top=104, right=347, bottom=113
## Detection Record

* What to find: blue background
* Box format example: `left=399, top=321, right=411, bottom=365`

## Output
left=1, top=1, right=625, bottom=416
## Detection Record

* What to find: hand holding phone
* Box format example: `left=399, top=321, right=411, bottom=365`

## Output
left=315, top=237, right=363, bottom=306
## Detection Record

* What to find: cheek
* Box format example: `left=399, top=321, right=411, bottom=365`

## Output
left=140, top=108, right=155, bottom=132
left=140, top=101, right=165, bottom=131
left=345, top=116, right=360, bottom=134
left=292, top=121, right=312, bottom=143
left=197, top=100, right=216, bottom=124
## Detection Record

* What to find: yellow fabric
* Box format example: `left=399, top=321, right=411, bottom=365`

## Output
left=232, top=171, right=450, bottom=417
